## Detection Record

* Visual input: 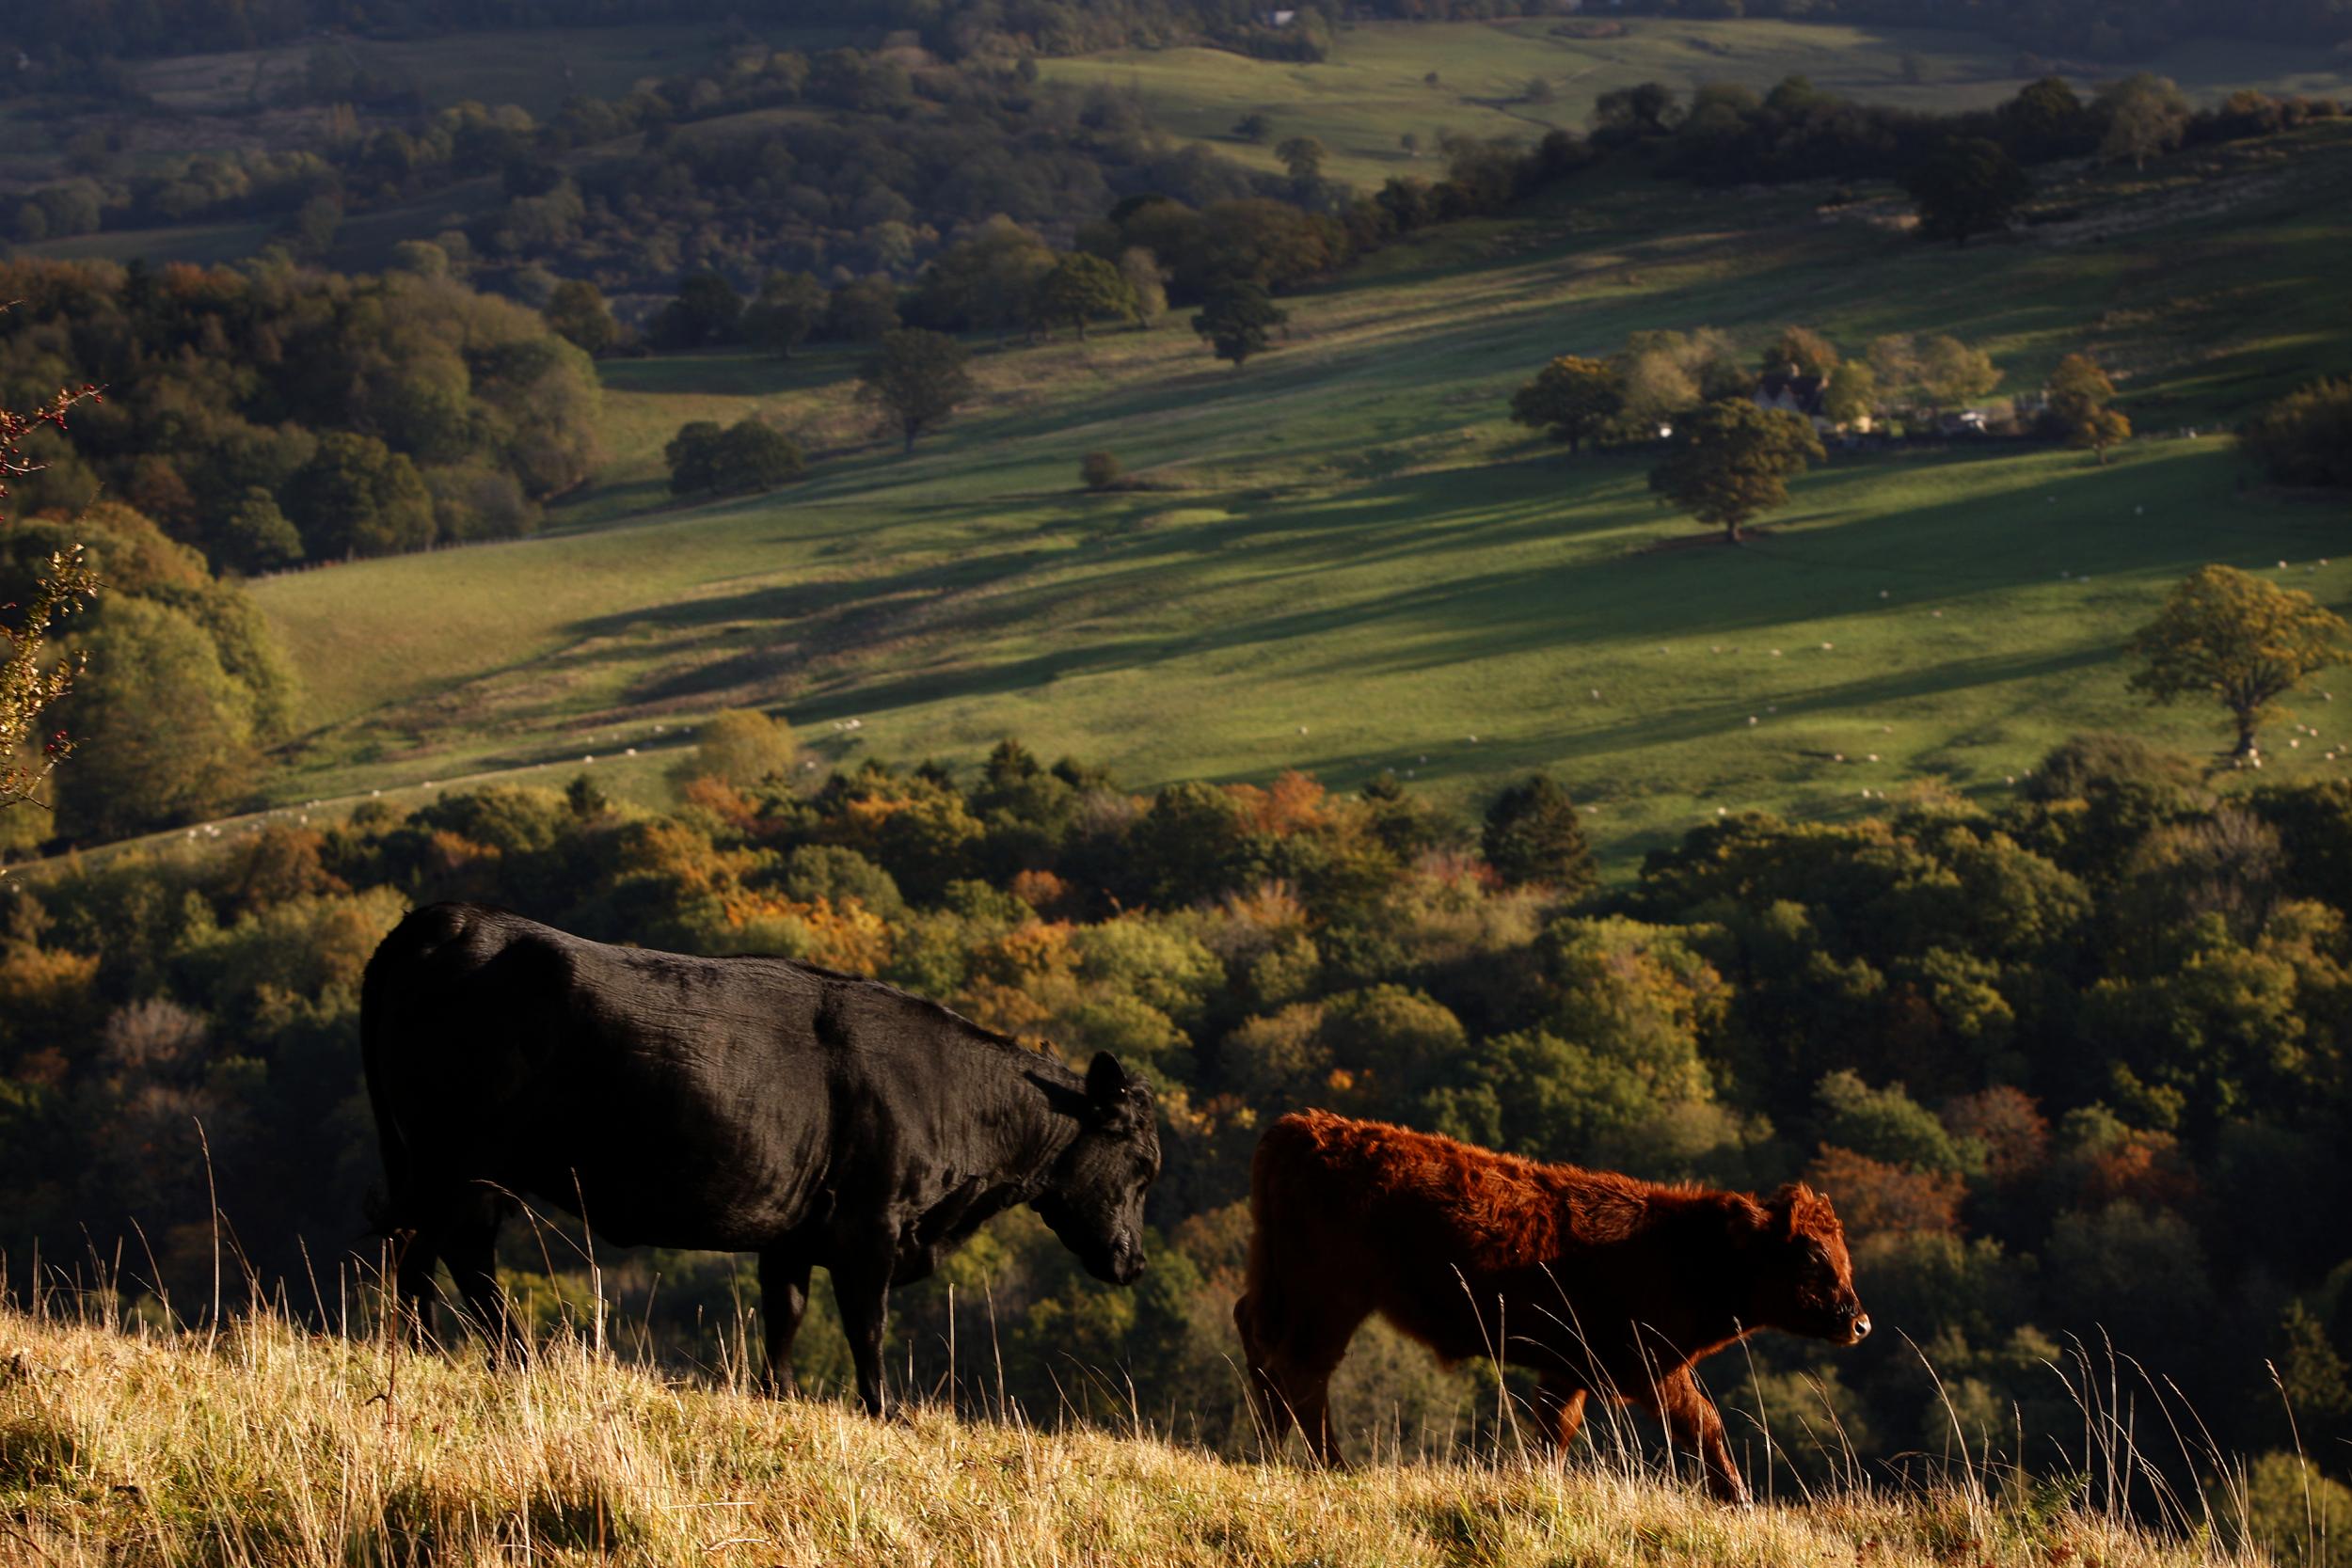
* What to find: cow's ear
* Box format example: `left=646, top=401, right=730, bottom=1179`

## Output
left=1765, top=1181, right=1807, bottom=1239
left=1086, top=1051, right=1129, bottom=1107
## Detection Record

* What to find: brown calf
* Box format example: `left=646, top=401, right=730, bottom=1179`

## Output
left=1233, top=1110, right=1869, bottom=1502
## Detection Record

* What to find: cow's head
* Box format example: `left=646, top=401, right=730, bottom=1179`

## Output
left=1746, top=1182, right=1870, bottom=1347
left=1034, top=1052, right=1160, bottom=1286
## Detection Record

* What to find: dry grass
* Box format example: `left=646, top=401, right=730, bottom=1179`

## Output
left=0, top=1301, right=2277, bottom=1568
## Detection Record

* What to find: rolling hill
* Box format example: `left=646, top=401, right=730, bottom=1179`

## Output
left=237, top=119, right=2352, bottom=870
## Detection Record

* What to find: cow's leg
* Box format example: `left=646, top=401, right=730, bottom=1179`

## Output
left=390, top=1229, right=440, bottom=1347
left=757, top=1245, right=812, bottom=1399
left=830, top=1243, right=894, bottom=1418
left=1531, top=1377, right=1590, bottom=1460
left=1637, top=1367, right=1748, bottom=1505
left=438, top=1189, right=525, bottom=1367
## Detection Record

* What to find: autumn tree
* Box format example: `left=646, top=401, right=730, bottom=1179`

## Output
left=1823, top=361, right=1879, bottom=428
left=857, top=329, right=975, bottom=452
left=1510, top=355, right=1623, bottom=452
left=1760, top=326, right=1840, bottom=376
left=672, top=708, right=795, bottom=793
left=2046, top=353, right=2130, bottom=464
left=1191, top=282, right=1288, bottom=371
left=0, top=384, right=101, bottom=814
left=1647, top=400, right=1825, bottom=543
left=1903, top=136, right=2031, bottom=246
left=2129, top=564, right=2349, bottom=756
left=1916, top=335, right=1999, bottom=419
left=2240, top=377, right=2352, bottom=489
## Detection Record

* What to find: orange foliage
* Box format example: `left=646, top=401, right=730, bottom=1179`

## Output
left=1227, top=770, right=1328, bottom=836
left=1942, top=1085, right=2050, bottom=1183
left=679, top=774, right=761, bottom=832
left=1009, top=867, right=1074, bottom=916
left=2080, top=1129, right=2198, bottom=1211
left=1805, top=1145, right=1966, bottom=1241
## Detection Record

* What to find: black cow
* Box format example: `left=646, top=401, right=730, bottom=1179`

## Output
left=360, top=901, right=1160, bottom=1414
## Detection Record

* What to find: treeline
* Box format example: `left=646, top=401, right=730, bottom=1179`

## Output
left=1643, top=0, right=2352, bottom=62
left=4, top=722, right=2350, bottom=1510
left=0, top=256, right=602, bottom=573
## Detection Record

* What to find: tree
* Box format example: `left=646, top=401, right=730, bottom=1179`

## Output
left=0, top=384, right=100, bottom=814
left=1647, top=400, right=1824, bottom=543
left=857, top=329, right=975, bottom=453
left=2097, top=74, right=2189, bottom=170
left=1760, top=326, right=1840, bottom=377
left=1482, top=774, right=1596, bottom=894
left=1903, top=136, right=2031, bottom=246
left=2046, top=353, right=2130, bottom=464
left=2240, top=377, right=2352, bottom=489
left=1029, top=253, right=1137, bottom=341
left=1234, top=112, right=1273, bottom=143
left=1510, top=355, right=1623, bottom=452
left=543, top=279, right=618, bottom=356
left=285, top=433, right=436, bottom=559
left=57, top=596, right=256, bottom=841
left=2129, top=565, right=2349, bottom=757
left=218, top=487, right=304, bottom=573
left=1191, top=282, right=1288, bottom=371
left=828, top=277, right=903, bottom=341
left=1915, top=335, right=1998, bottom=418
left=1081, top=451, right=1124, bottom=492
left=665, top=421, right=723, bottom=496
left=1276, top=135, right=1327, bottom=187
left=740, top=271, right=829, bottom=359
left=1117, top=247, right=1168, bottom=327
left=1823, top=361, right=1878, bottom=428
left=650, top=270, right=744, bottom=350
left=673, top=708, right=794, bottom=791
left=713, top=420, right=803, bottom=493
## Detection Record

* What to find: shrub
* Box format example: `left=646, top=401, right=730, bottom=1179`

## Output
left=1080, top=451, right=1124, bottom=492
left=2241, top=377, right=2352, bottom=488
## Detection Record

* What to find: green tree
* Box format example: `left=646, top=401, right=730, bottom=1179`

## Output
left=1481, top=773, right=1596, bottom=893
left=651, top=271, right=745, bottom=350
left=2096, top=73, right=2190, bottom=169
left=1029, top=253, right=1137, bottom=341
left=1510, top=355, right=1623, bottom=452
left=857, top=329, right=976, bottom=453
left=1117, top=247, right=1168, bottom=328
left=713, top=420, right=803, bottom=493
left=1760, top=325, right=1840, bottom=376
left=1276, top=135, right=1328, bottom=187
left=2129, top=565, right=2350, bottom=757
left=0, top=384, right=101, bottom=813
left=1234, top=112, right=1273, bottom=143
left=2240, top=377, right=2352, bottom=489
left=542, top=278, right=618, bottom=356
left=2046, top=352, right=2130, bottom=464
left=57, top=596, right=256, bottom=841
left=665, top=420, right=723, bottom=496
left=741, top=270, right=830, bottom=359
left=1902, top=136, right=2031, bottom=246
left=1823, top=360, right=1878, bottom=428
left=1080, top=451, right=1124, bottom=492
left=218, top=487, right=304, bottom=574
left=674, top=708, right=795, bottom=791
left=1916, top=335, right=1999, bottom=418
left=1647, top=399, right=1825, bottom=543
left=285, top=433, right=435, bottom=559
left=1190, top=282, right=1288, bottom=371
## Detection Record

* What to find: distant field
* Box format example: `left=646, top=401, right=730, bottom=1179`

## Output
left=243, top=124, right=2352, bottom=865
left=1043, top=18, right=2352, bottom=188
left=125, top=24, right=853, bottom=118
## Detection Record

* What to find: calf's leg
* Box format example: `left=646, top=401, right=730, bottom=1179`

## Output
left=1532, top=1377, right=1590, bottom=1459
left=437, top=1198, right=524, bottom=1367
left=1639, top=1366, right=1749, bottom=1505
left=757, top=1245, right=812, bottom=1399
left=1245, top=1297, right=1368, bottom=1466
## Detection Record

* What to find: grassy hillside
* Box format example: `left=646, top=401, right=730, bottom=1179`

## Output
left=239, top=122, right=2352, bottom=867
left=1042, top=17, right=2352, bottom=187
left=0, top=1307, right=2273, bottom=1567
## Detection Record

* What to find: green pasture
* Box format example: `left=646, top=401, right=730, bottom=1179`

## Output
left=1041, top=17, right=2352, bottom=189
left=246, top=124, right=2352, bottom=866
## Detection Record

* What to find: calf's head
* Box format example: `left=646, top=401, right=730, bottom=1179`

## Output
left=1033, top=1052, right=1160, bottom=1287
left=1746, top=1182, right=1870, bottom=1347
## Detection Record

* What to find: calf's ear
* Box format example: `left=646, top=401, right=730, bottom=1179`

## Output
left=1086, top=1051, right=1129, bottom=1105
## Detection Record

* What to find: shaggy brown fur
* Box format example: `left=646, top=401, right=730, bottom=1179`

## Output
left=1233, top=1111, right=1869, bottom=1503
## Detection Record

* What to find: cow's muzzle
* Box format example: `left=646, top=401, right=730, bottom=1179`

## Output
left=1841, top=1309, right=1872, bottom=1346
